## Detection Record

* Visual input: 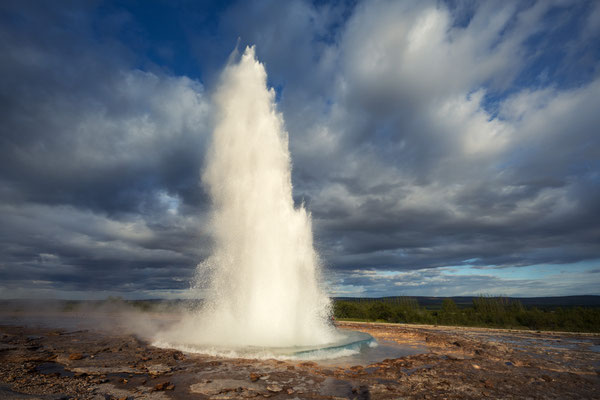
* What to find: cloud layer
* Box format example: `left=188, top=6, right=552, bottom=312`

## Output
left=1, top=0, right=599, bottom=298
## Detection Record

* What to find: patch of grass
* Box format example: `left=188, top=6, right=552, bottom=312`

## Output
left=333, top=296, right=600, bottom=332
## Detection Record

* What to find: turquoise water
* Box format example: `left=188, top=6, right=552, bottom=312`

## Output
left=288, top=330, right=376, bottom=358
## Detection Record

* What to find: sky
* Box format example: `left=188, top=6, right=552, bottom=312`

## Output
left=1, top=0, right=599, bottom=299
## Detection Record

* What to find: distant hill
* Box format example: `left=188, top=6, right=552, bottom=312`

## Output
left=333, top=295, right=600, bottom=308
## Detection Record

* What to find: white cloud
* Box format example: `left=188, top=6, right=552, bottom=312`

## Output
left=288, top=0, right=600, bottom=278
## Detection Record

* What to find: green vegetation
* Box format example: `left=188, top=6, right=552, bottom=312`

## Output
left=333, top=296, right=600, bottom=332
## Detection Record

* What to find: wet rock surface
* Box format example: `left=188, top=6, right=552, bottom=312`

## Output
left=0, top=321, right=598, bottom=399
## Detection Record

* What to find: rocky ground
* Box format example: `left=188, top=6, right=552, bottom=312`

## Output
left=0, top=318, right=598, bottom=399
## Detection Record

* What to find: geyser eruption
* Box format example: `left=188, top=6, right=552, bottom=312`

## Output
left=156, top=46, right=341, bottom=351
left=197, top=45, right=336, bottom=347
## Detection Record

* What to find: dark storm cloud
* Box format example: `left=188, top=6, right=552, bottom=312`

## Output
left=0, top=1, right=213, bottom=297
left=1, top=0, right=599, bottom=298
left=0, top=1, right=212, bottom=211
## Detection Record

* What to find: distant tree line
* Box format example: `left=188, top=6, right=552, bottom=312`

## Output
left=333, top=296, right=600, bottom=332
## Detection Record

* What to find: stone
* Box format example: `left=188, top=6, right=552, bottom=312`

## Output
left=266, top=385, right=282, bottom=392
left=250, top=372, right=261, bottom=382
left=154, top=381, right=171, bottom=391
left=299, top=361, right=317, bottom=368
left=146, top=364, right=171, bottom=375
left=69, top=353, right=84, bottom=360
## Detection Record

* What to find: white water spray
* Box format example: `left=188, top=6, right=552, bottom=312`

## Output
left=156, top=46, right=338, bottom=350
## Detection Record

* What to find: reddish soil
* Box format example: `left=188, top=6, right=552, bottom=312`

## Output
left=0, top=319, right=598, bottom=399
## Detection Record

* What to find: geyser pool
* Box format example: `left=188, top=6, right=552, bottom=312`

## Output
left=154, top=329, right=378, bottom=361
left=154, top=46, right=364, bottom=359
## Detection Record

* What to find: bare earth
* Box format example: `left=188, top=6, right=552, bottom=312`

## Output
left=0, top=319, right=598, bottom=399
